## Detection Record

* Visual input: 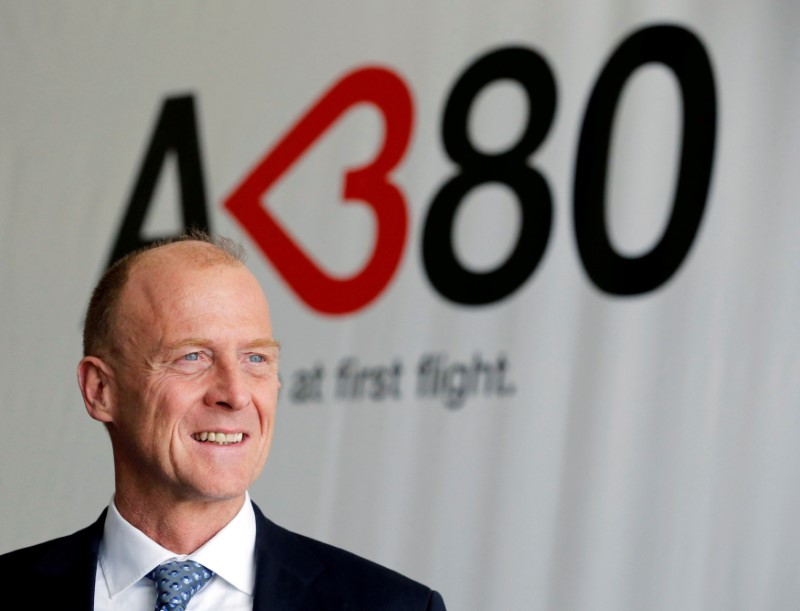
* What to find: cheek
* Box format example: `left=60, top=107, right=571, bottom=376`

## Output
left=256, top=387, right=279, bottom=427
left=120, top=380, right=189, bottom=433
left=154, top=386, right=200, bottom=430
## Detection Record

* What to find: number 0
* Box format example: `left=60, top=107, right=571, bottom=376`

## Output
left=573, top=25, right=717, bottom=295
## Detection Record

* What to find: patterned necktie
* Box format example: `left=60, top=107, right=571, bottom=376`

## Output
left=147, top=560, right=215, bottom=611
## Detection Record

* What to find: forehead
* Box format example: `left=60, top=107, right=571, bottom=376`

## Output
left=134, top=240, right=238, bottom=273
left=118, top=243, right=272, bottom=339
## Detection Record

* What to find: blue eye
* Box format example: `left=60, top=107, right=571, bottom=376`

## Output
left=248, top=354, right=265, bottom=363
left=183, top=352, right=200, bottom=361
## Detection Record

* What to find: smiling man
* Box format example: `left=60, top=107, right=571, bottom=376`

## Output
left=0, top=233, right=446, bottom=610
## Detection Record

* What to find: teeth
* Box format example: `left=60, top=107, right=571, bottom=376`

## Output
left=193, top=432, right=243, bottom=445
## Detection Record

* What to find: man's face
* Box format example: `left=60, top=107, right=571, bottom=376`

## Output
left=102, top=244, right=280, bottom=507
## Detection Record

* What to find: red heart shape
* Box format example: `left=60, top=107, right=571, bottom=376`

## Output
left=225, top=67, right=413, bottom=315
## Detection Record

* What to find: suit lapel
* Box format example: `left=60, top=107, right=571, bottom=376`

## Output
left=251, top=503, right=342, bottom=610
left=75, top=513, right=103, bottom=611
left=35, top=509, right=104, bottom=609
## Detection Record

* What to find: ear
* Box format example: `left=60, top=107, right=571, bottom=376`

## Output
left=77, top=356, right=117, bottom=424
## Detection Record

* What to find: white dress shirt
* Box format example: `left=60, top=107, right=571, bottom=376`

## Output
left=94, top=492, right=257, bottom=610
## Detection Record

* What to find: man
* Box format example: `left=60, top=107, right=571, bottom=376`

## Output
left=0, top=233, right=446, bottom=610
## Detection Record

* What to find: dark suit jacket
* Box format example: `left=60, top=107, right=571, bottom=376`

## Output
left=0, top=502, right=446, bottom=610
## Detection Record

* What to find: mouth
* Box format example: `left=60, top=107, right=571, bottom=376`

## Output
left=192, top=432, right=244, bottom=445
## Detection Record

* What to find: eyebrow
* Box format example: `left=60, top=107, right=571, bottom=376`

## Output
left=244, top=338, right=282, bottom=351
left=166, top=337, right=281, bottom=352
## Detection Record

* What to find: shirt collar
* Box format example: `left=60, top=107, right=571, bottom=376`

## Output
left=99, top=491, right=256, bottom=598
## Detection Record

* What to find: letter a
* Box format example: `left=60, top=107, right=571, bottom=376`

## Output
left=107, top=95, right=211, bottom=267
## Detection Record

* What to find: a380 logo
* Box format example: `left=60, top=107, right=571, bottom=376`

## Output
left=110, top=24, right=716, bottom=315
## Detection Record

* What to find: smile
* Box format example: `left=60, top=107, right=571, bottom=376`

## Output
left=192, top=432, right=244, bottom=445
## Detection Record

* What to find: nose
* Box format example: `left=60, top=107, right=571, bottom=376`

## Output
left=204, top=358, right=251, bottom=410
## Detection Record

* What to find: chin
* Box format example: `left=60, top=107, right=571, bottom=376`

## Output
left=183, top=476, right=252, bottom=503
left=191, top=487, right=249, bottom=504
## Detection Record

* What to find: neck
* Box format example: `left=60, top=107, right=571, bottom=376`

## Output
left=113, top=491, right=246, bottom=554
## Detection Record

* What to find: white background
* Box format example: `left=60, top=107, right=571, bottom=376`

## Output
left=1, top=2, right=799, bottom=609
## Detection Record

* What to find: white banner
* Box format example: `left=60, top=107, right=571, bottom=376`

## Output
left=1, top=2, right=799, bottom=609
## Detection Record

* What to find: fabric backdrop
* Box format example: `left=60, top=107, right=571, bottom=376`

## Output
left=1, top=2, right=798, bottom=610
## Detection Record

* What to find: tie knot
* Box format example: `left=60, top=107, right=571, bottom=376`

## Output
left=147, top=560, right=214, bottom=611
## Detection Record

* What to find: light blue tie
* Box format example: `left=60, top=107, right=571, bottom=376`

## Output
left=147, top=560, right=214, bottom=611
